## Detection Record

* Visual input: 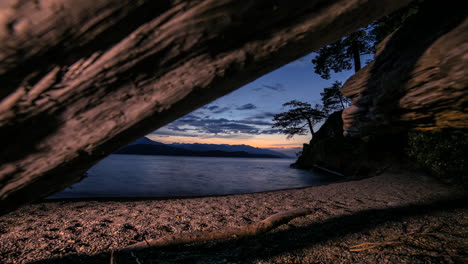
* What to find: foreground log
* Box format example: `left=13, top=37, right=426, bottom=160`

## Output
left=121, top=208, right=313, bottom=252
left=341, top=0, right=468, bottom=136
left=0, top=0, right=413, bottom=214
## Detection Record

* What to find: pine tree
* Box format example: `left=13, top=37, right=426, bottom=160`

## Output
left=272, top=100, right=326, bottom=140
left=320, top=81, right=352, bottom=115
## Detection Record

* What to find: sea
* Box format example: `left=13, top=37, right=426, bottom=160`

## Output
left=48, top=154, right=337, bottom=199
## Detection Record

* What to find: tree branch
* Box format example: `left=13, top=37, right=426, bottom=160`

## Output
left=120, top=208, right=313, bottom=252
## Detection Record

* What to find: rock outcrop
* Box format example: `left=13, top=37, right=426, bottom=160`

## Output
left=341, top=0, right=468, bottom=136
left=0, top=1, right=414, bottom=214
left=295, top=0, right=467, bottom=181
left=292, top=111, right=406, bottom=177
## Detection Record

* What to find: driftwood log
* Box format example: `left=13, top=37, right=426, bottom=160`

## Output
left=0, top=0, right=413, bottom=214
left=121, top=208, right=313, bottom=252
left=112, top=208, right=313, bottom=263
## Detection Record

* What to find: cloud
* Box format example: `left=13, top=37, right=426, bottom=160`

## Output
left=240, top=119, right=274, bottom=126
left=178, top=114, right=201, bottom=123
left=253, top=83, right=285, bottom=92
left=182, top=114, right=200, bottom=119
left=249, top=112, right=276, bottom=120
left=212, top=107, right=231, bottom=114
left=216, top=123, right=259, bottom=134
left=202, top=105, right=231, bottom=114
left=152, top=128, right=200, bottom=137
left=203, top=105, right=219, bottom=111
left=261, top=129, right=281, bottom=134
left=154, top=115, right=280, bottom=137
left=192, top=111, right=205, bottom=116
left=236, top=103, right=257, bottom=110
left=165, top=126, right=191, bottom=132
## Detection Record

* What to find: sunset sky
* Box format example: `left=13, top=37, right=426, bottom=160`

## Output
left=147, top=52, right=356, bottom=156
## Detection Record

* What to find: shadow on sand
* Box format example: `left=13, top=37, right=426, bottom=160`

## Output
left=29, top=196, right=467, bottom=264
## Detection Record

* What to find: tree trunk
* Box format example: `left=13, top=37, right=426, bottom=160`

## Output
left=351, top=40, right=362, bottom=72
left=307, top=119, right=316, bottom=140
left=337, top=91, right=346, bottom=110
left=0, top=0, right=413, bottom=215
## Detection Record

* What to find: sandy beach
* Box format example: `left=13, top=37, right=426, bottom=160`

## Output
left=0, top=171, right=466, bottom=264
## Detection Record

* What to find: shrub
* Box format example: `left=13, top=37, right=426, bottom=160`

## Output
left=406, top=130, right=467, bottom=184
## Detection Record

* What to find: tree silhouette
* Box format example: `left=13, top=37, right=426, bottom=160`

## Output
left=320, top=81, right=352, bottom=115
left=311, top=1, right=423, bottom=80
left=272, top=100, right=326, bottom=140
left=370, top=0, right=422, bottom=44
left=311, top=29, right=374, bottom=79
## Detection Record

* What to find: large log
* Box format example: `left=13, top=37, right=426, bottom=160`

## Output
left=341, top=0, right=468, bottom=136
left=0, top=0, right=412, bottom=214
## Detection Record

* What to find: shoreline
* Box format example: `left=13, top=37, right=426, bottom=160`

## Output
left=44, top=176, right=347, bottom=202
left=1, top=171, right=466, bottom=263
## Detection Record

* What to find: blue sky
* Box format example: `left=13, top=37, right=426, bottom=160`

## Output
left=148, top=52, right=357, bottom=156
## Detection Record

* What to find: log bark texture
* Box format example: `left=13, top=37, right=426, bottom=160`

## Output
left=0, top=0, right=412, bottom=214
left=341, top=0, right=468, bottom=136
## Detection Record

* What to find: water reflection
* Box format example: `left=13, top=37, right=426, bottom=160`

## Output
left=50, top=155, right=337, bottom=199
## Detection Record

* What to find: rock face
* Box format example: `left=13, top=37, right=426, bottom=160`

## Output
left=295, top=0, right=468, bottom=179
left=0, top=1, right=414, bottom=214
left=292, top=111, right=406, bottom=177
left=341, top=0, right=468, bottom=137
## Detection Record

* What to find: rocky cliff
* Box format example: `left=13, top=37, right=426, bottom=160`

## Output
left=341, top=0, right=467, bottom=136
left=295, top=0, right=467, bottom=182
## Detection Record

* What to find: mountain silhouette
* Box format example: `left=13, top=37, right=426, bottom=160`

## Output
left=116, top=137, right=289, bottom=158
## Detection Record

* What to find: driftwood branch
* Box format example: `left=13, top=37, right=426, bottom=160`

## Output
left=121, top=208, right=313, bottom=252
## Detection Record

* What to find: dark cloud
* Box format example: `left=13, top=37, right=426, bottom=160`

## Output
left=192, top=119, right=259, bottom=134
left=249, top=112, right=276, bottom=120
left=216, top=123, right=259, bottom=134
left=182, top=114, right=200, bottom=119
left=236, top=103, right=257, bottom=110
left=212, top=107, right=231, bottom=114
left=178, top=114, right=201, bottom=123
left=193, top=111, right=205, bottom=116
left=202, top=105, right=219, bottom=111
left=165, top=126, right=191, bottom=132
left=202, top=105, right=231, bottom=114
left=157, top=115, right=278, bottom=136
left=152, top=129, right=199, bottom=137
left=241, top=119, right=274, bottom=126
left=261, top=129, right=281, bottom=135
left=253, top=83, right=285, bottom=92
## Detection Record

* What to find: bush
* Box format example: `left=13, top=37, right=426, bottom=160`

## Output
left=406, top=130, right=467, bottom=184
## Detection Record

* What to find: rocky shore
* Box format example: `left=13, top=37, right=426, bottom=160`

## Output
left=0, top=171, right=466, bottom=264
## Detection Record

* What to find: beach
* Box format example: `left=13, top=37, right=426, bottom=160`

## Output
left=0, top=171, right=466, bottom=263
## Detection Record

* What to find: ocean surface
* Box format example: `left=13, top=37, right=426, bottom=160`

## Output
left=49, top=154, right=337, bottom=199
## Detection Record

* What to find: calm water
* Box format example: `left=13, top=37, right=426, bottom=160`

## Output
left=49, top=154, right=336, bottom=199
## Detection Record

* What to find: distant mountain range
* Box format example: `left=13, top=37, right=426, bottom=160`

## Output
left=115, top=137, right=291, bottom=158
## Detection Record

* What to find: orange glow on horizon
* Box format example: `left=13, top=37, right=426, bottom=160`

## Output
left=147, top=134, right=309, bottom=150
